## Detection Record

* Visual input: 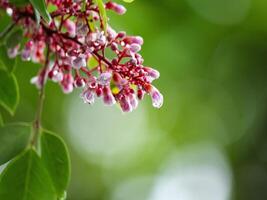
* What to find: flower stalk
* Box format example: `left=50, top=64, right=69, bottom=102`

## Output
left=30, top=46, right=50, bottom=147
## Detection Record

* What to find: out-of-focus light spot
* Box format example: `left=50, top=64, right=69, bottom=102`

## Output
left=66, top=94, right=150, bottom=167
left=148, top=144, right=232, bottom=200
left=112, top=176, right=154, bottom=200
left=186, top=0, right=251, bottom=25
left=6, top=8, right=13, bottom=16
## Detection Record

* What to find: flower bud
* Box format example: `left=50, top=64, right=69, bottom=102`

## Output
left=144, top=67, right=160, bottom=79
left=103, top=86, right=116, bottom=106
left=64, top=19, right=76, bottom=38
left=21, top=49, right=31, bottom=61
left=106, top=2, right=126, bottom=15
left=119, top=96, right=132, bottom=112
left=7, top=45, right=19, bottom=58
left=107, top=26, right=117, bottom=40
left=74, top=77, right=86, bottom=88
left=111, top=42, right=118, bottom=51
left=123, top=36, right=143, bottom=45
left=61, top=74, right=74, bottom=94
left=149, top=86, right=163, bottom=108
left=49, top=69, right=64, bottom=82
left=96, top=87, right=103, bottom=97
left=96, top=31, right=107, bottom=46
left=129, top=43, right=141, bottom=53
left=117, top=31, right=126, bottom=39
left=129, top=94, right=138, bottom=110
left=112, top=72, right=123, bottom=84
left=137, top=89, right=145, bottom=100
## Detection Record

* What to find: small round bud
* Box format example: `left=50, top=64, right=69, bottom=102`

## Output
left=74, top=77, right=86, bottom=88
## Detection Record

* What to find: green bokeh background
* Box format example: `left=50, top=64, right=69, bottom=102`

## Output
left=2, top=0, right=267, bottom=199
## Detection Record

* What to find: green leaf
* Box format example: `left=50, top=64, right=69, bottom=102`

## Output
left=82, top=0, right=87, bottom=12
left=0, top=45, right=17, bottom=73
left=87, top=14, right=96, bottom=32
left=0, top=70, right=19, bottom=115
left=34, top=8, right=41, bottom=27
left=0, top=114, right=3, bottom=127
left=122, top=0, right=134, bottom=2
left=95, top=0, right=108, bottom=33
left=29, top=0, right=51, bottom=24
left=0, top=149, right=57, bottom=200
left=0, top=123, right=31, bottom=165
left=9, top=0, right=29, bottom=7
left=5, top=28, right=23, bottom=49
left=41, top=131, right=70, bottom=198
left=0, top=10, right=12, bottom=44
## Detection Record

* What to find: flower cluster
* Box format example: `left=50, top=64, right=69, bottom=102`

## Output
left=0, top=0, right=163, bottom=112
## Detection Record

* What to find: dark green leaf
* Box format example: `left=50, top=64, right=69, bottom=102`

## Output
left=9, top=0, right=29, bottom=7
left=29, top=0, right=51, bottom=24
left=95, top=0, right=108, bottom=33
left=5, top=28, right=23, bottom=49
left=0, top=70, right=19, bottom=115
left=0, top=149, right=57, bottom=200
left=41, top=130, right=70, bottom=197
left=0, top=114, right=3, bottom=127
left=0, top=123, right=31, bottom=165
left=0, top=45, right=17, bottom=73
left=0, top=11, right=12, bottom=44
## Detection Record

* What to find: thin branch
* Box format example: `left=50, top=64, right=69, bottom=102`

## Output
left=30, top=46, right=50, bottom=147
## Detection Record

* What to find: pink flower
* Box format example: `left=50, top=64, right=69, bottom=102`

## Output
left=81, top=88, right=95, bottom=104
left=71, top=55, right=87, bottom=69
left=97, top=72, right=112, bottom=86
left=1, top=0, right=163, bottom=112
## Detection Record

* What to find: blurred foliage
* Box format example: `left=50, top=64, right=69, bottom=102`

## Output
left=1, top=0, right=267, bottom=199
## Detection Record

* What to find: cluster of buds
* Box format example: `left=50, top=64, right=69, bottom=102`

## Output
left=0, top=0, right=163, bottom=112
